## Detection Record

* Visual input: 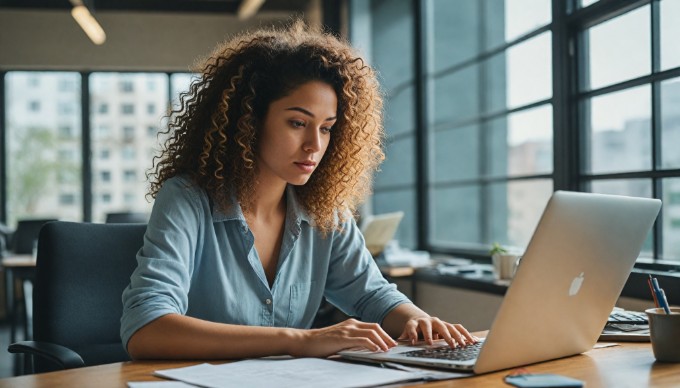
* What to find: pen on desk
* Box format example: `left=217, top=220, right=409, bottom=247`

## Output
left=648, top=275, right=659, bottom=308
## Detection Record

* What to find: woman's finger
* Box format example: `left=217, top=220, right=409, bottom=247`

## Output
left=398, top=320, right=420, bottom=344
left=451, top=323, right=477, bottom=344
left=417, top=318, right=434, bottom=345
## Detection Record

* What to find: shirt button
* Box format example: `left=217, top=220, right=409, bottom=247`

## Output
left=265, top=298, right=272, bottom=305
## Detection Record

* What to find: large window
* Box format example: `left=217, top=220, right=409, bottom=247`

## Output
left=352, top=0, right=419, bottom=248
left=350, top=0, right=680, bottom=266
left=580, top=1, right=680, bottom=263
left=426, top=0, right=553, bottom=251
left=5, top=72, right=82, bottom=226
left=1, top=71, right=194, bottom=227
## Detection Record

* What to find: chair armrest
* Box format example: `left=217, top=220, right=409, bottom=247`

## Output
left=8, top=340, right=86, bottom=370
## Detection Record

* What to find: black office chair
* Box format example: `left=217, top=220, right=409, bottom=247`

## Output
left=5, top=218, right=57, bottom=348
left=10, top=218, right=58, bottom=254
left=105, top=212, right=149, bottom=224
left=8, top=221, right=146, bottom=374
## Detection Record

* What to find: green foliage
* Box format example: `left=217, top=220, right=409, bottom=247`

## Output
left=7, top=126, right=77, bottom=222
left=489, top=242, right=508, bottom=256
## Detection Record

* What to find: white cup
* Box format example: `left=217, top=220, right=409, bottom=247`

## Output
left=492, top=253, right=520, bottom=280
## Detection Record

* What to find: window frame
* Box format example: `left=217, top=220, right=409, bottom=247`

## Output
left=351, top=0, right=680, bottom=273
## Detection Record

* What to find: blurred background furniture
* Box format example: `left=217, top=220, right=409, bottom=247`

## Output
left=8, top=221, right=146, bottom=374
left=2, top=219, right=57, bottom=342
left=104, top=212, right=149, bottom=224
left=9, top=219, right=58, bottom=255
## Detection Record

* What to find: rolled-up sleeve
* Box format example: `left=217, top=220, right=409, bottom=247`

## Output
left=323, top=219, right=411, bottom=324
left=120, top=177, right=203, bottom=349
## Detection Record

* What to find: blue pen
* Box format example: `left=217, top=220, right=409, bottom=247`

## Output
left=659, top=289, right=671, bottom=314
left=652, top=277, right=671, bottom=314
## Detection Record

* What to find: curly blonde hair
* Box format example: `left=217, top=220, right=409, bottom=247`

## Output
left=149, top=21, right=385, bottom=234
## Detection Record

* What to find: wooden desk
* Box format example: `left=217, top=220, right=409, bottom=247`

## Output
left=1, top=340, right=679, bottom=387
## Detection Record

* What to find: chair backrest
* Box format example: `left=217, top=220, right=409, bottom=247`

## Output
left=105, top=212, right=149, bottom=224
left=33, top=221, right=146, bottom=373
left=11, top=219, right=58, bottom=254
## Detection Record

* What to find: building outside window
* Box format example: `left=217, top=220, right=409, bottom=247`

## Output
left=59, top=193, right=76, bottom=205
left=101, top=193, right=112, bottom=204
left=90, top=72, right=170, bottom=222
left=58, top=125, right=73, bottom=138
left=121, top=104, right=134, bottom=114
left=147, top=125, right=157, bottom=137
left=123, top=170, right=137, bottom=182
left=122, top=146, right=136, bottom=160
left=123, top=126, right=135, bottom=140
left=120, top=80, right=134, bottom=93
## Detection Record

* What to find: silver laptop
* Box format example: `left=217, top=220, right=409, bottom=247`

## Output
left=360, top=211, right=404, bottom=256
left=340, top=191, right=661, bottom=374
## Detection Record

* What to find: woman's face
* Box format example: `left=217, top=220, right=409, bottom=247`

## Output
left=256, top=80, right=337, bottom=188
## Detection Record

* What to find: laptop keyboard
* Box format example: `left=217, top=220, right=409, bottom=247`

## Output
left=402, top=342, right=483, bottom=361
left=608, top=310, right=648, bottom=325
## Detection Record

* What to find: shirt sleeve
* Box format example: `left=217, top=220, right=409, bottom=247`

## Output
left=120, top=176, right=204, bottom=349
left=323, top=218, right=411, bottom=324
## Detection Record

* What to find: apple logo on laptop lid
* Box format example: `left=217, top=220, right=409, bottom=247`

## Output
left=569, top=272, right=585, bottom=296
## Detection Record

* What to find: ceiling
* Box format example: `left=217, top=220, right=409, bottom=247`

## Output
left=0, top=0, right=311, bottom=14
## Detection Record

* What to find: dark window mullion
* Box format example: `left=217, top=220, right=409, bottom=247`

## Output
left=414, top=0, right=428, bottom=250
left=0, top=71, right=6, bottom=223
left=478, top=0, right=490, bottom=245
left=577, top=27, right=591, bottom=187
left=81, top=72, right=92, bottom=222
left=650, top=0, right=662, bottom=260
left=553, top=0, right=580, bottom=192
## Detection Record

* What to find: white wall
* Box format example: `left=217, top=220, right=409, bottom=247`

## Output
left=0, top=9, right=310, bottom=71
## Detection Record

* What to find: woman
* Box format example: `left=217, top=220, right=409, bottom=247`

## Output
left=121, top=21, right=476, bottom=360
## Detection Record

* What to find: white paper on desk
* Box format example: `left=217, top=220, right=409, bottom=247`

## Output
left=154, top=358, right=421, bottom=388
left=128, top=382, right=196, bottom=388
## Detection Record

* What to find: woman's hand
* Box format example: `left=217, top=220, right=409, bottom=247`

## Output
left=382, top=303, right=478, bottom=348
left=291, top=318, right=398, bottom=358
left=398, top=316, right=478, bottom=348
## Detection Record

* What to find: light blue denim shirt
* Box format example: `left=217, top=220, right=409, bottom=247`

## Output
left=120, top=176, right=410, bottom=349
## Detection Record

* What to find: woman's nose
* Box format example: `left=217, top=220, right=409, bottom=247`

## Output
left=303, top=129, right=322, bottom=152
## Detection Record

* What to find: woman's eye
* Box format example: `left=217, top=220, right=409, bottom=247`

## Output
left=290, top=120, right=306, bottom=128
left=321, top=126, right=333, bottom=134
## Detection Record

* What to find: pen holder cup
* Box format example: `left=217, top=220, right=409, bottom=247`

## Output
left=492, top=253, right=520, bottom=280
left=646, top=307, right=680, bottom=362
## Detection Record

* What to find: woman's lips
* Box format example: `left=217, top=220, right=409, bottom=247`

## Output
left=294, top=161, right=316, bottom=173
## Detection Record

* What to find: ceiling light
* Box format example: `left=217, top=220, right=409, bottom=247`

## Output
left=70, top=2, right=106, bottom=45
left=238, top=0, right=266, bottom=20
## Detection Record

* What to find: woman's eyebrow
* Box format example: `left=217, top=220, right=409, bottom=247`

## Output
left=285, top=107, right=336, bottom=121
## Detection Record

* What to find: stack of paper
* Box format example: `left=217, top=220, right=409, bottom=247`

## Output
left=133, top=357, right=466, bottom=388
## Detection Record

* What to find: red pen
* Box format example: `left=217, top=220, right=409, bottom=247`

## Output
left=648, top=275, right=659, bottom=308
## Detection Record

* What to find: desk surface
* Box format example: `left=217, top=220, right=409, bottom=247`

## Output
left=1, top=340, right=679, bottom=387
left=1, top=254, right=35, bottom=268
